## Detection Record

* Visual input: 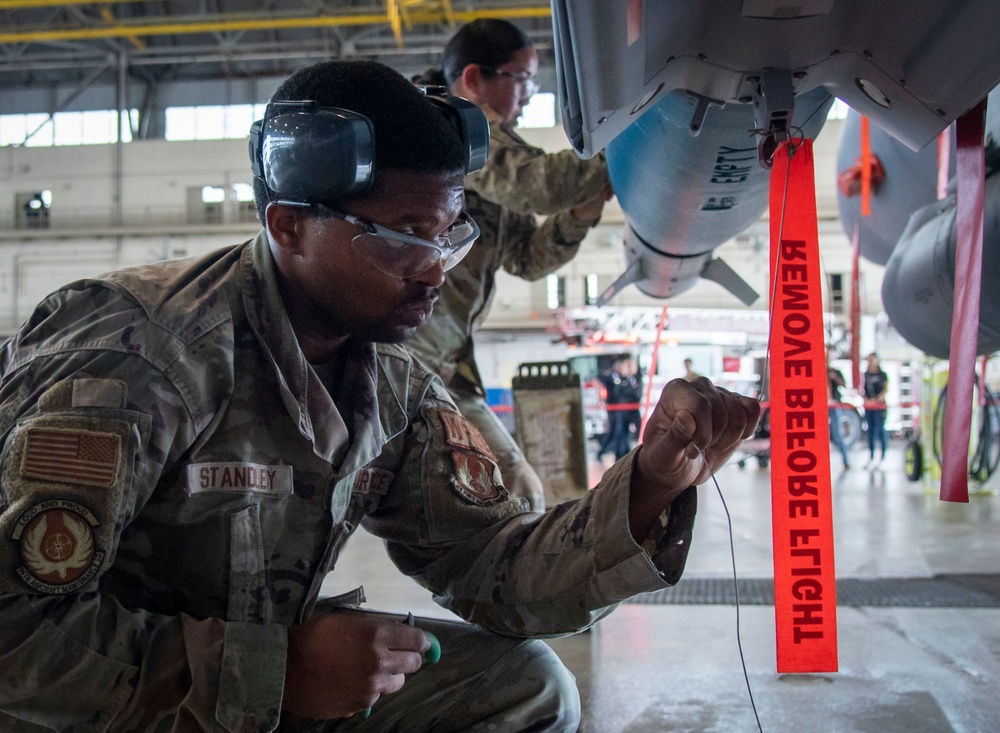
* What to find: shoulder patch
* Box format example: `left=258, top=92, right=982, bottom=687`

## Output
left=437, top=410, right=505, bottom=504
left=11, top=500, right=104, bottom=593
left=439, top=410, right=497, bottom=461
left=451, top=451, right=503, bottom=503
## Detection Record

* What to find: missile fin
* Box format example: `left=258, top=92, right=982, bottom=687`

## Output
left=596, top=258, right=643, bottom=307
left=701, top=257, right=760, bottom=305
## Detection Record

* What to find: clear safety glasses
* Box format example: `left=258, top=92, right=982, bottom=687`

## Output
left=314, top=203, right=480, bottom=279
left=480, top=68, right=540, bottom=98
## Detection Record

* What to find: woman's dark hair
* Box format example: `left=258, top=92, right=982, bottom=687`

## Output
left=412, top=68, right=448, bottom=87
left=440, top=18, right=533, bottom=86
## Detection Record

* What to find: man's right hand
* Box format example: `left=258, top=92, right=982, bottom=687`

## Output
left=627, top=377, right=760, bottom=540
left=282, top=612, right=431, bottom=719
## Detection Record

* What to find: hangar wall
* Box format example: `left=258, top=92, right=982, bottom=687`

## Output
left=0, top=112, right=902, bottom=403
left=0, top=116, right=885, bottom=319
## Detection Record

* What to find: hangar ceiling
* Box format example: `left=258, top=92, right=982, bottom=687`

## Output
left=1, top=1, right=554, bottom=125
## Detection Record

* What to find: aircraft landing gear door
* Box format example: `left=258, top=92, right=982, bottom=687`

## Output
left=512, top=362, right=589, bottom=506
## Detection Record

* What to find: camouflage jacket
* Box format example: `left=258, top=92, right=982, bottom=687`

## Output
left=0, top=231, right=692, bottom=732
left=406, top=116, right=609, bottom=388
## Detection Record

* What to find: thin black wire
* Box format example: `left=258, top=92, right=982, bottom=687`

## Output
left=711, top=469, right=765, bottom=733
left=721, top=132, right=804, bottom=732
left=761, top=135, right=801, bottom=398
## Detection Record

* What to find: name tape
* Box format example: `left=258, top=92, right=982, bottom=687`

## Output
left=187, top=462, right=293, bottom=495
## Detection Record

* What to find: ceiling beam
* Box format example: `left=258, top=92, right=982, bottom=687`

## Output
left=0, top=0, right=151, bottom=8
left=0, top=5, right=551, bottom=44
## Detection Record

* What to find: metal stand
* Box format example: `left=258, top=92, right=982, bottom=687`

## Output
left=511, top=361, right=590, bottom=505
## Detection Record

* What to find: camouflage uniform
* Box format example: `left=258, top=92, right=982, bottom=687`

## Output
left=407, top=115, right=610, bottom=511
left=0, top=231, right=692, bottom=732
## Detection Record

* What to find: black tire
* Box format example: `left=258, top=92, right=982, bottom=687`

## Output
left=904, top=439, right=923, bottom=482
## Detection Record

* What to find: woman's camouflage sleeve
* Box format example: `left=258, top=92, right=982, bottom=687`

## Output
left=497, top=205, right=594, bottom=281
left=466, top=121, right=610, bottom=215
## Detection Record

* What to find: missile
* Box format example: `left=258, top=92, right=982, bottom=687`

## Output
left=881, top=87, right=1000, bottom=358
left=597, top=86, right=833, bottom=306
left=836, top=110, right=954, bottom=266
left=881, top=172, right=1000, bottom=359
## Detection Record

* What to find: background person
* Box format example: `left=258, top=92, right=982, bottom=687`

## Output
left=409, top=18, right=614, bottom=511
left=827, top=347, right=851, bottom=470
left=863, top=351, right=890, bottom=468
left=683, top=358, right=701, bottom=382
left=0, top=58, right=759, bottom=731
left=597, top=357, right=626, bottom=461
left=619, top=356, right=644, bottom=457
left=599, top=356, right=643, bottom=462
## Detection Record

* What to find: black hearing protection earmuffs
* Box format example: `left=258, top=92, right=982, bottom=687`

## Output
left=249, top=89, right=489, bottom=205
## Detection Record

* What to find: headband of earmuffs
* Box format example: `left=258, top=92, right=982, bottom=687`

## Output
left=249, top=90, right=489, bottom=205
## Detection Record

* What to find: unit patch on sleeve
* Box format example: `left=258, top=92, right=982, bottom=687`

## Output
left=20, top=427, right=121, bottom=489
left=439, top=410, right=497, bottom=460
left=452, top=451, right=504, bottom=503
left=10, top=500, right=104, bottom=593
left=437, top=410, right=505, bottom=504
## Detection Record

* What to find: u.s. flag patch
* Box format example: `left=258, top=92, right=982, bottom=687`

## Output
left=20, top=427, right=121, bottom=489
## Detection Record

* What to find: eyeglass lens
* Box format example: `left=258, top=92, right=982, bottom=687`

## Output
left=351, top=219, right=477, bottom=278
left=519, top=76, right=539, bottom=96
left=485, top=67, right=538, bottom=96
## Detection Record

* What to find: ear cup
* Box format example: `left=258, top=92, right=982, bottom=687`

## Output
left=256, top=104, right=375, bottom=203
left=250, top=95, right=488, bottom=205
left=426, top=94, right=491, bottom=174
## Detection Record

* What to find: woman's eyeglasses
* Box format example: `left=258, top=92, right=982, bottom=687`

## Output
left=480, top=67, right=540, bottom=98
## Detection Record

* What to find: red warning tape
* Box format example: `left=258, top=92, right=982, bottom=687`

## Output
left=768, top=139, right=839, bottom=673
left=941, top=98, right=988, bottom=504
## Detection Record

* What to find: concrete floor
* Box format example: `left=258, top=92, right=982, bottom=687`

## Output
left=323, top=439, right=1000, bottom=733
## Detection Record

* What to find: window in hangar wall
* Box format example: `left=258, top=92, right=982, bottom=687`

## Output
left=584, top=273, right=600, bottom=306
left=546, top=274, right=567, bottom=309
left=0, top=110, right=138, bottom=147
left=231, top=182, right=259, bottom=224
left=187, top=186, right=225, bottom=225
left=166, top=104, right=268, bottom=141
left=163, top=97, right=555, bottom=140
left=828, top=272, right=846, bottom=316
left=15, top=191, right=51, bottom=229
left=519, top=93, right=556, bottom=129
left=185, top=183, right=259, bottom=225
left=1, top=96, right=558, bottom=148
